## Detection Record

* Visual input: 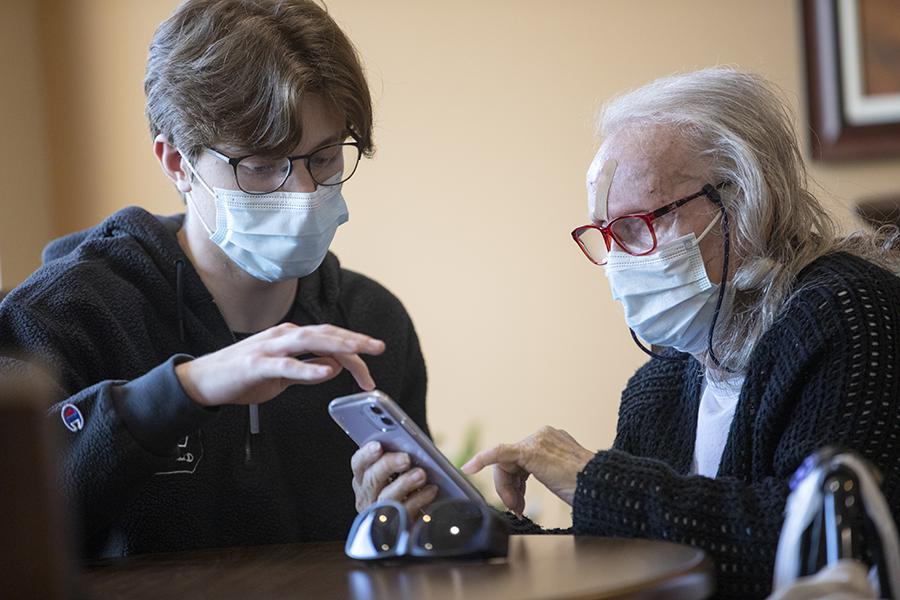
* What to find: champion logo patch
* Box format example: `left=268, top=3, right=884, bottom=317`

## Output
left=61, top=404, right=84, bottom=432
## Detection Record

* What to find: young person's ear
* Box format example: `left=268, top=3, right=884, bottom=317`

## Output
left=153, top=134, right=192, bottom=194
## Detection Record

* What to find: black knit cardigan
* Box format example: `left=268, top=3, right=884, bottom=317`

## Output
left=572, top=252, right=900, bottom=598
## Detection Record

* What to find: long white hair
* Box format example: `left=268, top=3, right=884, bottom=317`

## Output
left=598, top=67, right=899, bottom=373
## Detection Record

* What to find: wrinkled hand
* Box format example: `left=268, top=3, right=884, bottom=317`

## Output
left=176, top=323, right=385, bottom=407
left=461, top=426, right=595, bottom=517
left=351, top=441, right=439, bottom=518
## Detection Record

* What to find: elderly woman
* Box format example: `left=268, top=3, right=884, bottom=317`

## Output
left=463, top=68, right=900, bottom=598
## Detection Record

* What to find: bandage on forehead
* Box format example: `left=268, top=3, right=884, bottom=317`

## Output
left=586, top=156, right=617, bottom=225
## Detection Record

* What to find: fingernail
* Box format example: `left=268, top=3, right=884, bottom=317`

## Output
left=316, top=365, right=331, bottom=375
left=411, top=469, right=425, bottom=482
left=426, top=485, right=438, bottom=495
left=366, top=441, right=381, bottom=454
left=398, top=454, right=410, bottom=468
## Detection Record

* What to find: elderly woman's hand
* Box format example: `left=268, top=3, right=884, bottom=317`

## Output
left=461, top=426, right=595, bottom=517
left=350, top=441, right=439, bottom=517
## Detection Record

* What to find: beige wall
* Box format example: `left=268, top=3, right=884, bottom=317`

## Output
left=3, top=0, right=900, bottom=526
left=0, top=0, right=53, bottom=288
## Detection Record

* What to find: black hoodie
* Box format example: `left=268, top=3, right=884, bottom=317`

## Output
left=0, top=206, right=428, bottom=558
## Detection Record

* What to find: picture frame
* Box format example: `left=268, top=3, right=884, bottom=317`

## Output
left=802, top=0, right=900, bottom=161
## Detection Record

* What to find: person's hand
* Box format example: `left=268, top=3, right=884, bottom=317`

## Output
left=175, top=323, right=385, bottom=407
left=350, top=441, right=439, bottom=517
left=461, top=426, right=595, bottom=517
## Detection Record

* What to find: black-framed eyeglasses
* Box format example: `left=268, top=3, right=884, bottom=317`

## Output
left=345, top=499, right=509, bottom=561
left=205, top=136, right=362, bottom=195
left=571, top=181, right=729, bottom=266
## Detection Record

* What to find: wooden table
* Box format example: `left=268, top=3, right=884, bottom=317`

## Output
left=82, top=535, right=714, bottom=599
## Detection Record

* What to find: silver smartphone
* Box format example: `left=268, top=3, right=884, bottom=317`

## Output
left=329, top=390, right=486, bottom=506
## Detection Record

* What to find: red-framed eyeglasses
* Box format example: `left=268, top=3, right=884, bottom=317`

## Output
left=571, top=182, right=727, bottom=266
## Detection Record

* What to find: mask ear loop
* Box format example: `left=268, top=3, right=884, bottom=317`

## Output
left=627, top=182, right=734, bottom=372
left=179, top=151, right=217, bottom=236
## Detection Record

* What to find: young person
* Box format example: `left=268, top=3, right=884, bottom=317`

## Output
left=0, top=0, right=434, bottom=557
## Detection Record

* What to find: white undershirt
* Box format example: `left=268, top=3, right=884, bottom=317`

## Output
left=690, top=370, right=745, bottom=477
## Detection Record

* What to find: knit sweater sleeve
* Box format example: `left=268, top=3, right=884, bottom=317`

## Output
left=573, top=257, right=900, bottom=599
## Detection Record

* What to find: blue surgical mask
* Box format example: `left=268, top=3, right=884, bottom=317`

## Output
left=182, top=158, right=348, bottom=283
left=604, top=215, right=728, bottom=355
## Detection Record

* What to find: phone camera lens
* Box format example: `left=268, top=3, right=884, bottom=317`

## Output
left=370, top=405, right=384, bottom=415
left=381, top=417, right=394, bottom=426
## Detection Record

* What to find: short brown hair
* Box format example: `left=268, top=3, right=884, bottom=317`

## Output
left=144, top=0, right=373, bottom=161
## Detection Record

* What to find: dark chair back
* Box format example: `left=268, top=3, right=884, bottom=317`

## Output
left=0, top=369, right=75, bottom=599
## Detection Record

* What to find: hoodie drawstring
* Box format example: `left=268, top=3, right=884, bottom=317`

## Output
left=176, top=257, right=262, bottom=466
left=175, top=257, right=257, bottom=465
left=175, top=258, right=185, bottom=343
